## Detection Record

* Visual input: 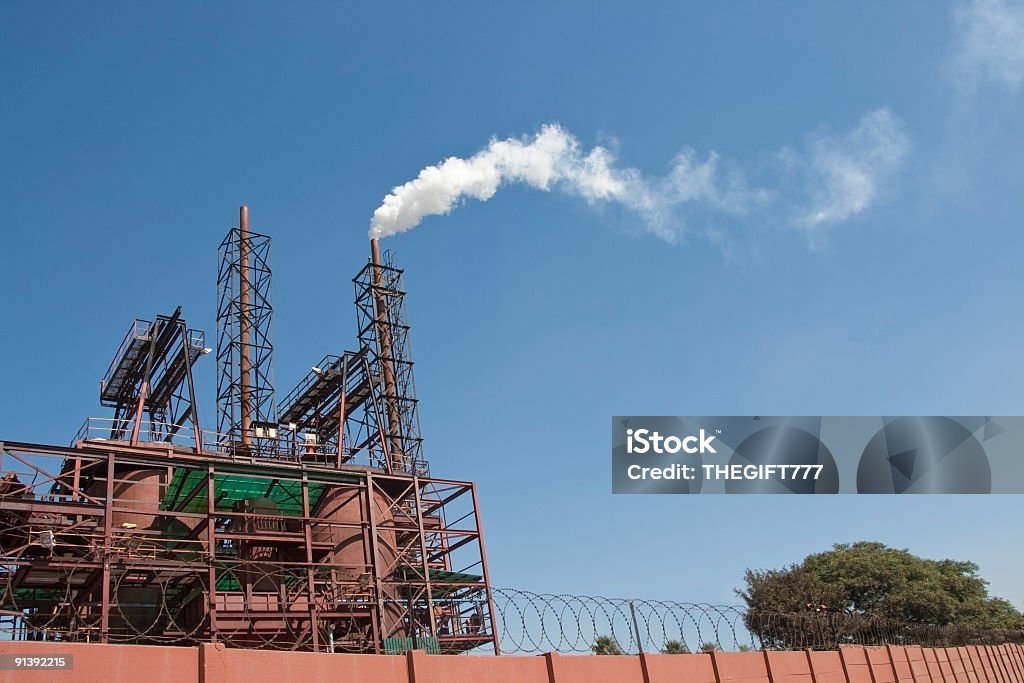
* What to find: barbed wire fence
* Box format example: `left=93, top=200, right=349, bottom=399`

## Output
left=491, top=589, right=750, bottom=654
left=489, top=589, right=1024, bottom=655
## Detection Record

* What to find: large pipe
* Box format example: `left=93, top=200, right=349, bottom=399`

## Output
left=239, top=205, right=253, bottom=446
left=370, top=238, right=404, bottom=469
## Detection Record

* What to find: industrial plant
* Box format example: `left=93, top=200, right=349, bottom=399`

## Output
left=0, top=207, right=499, bottom=654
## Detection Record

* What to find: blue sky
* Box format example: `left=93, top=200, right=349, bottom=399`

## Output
left=2, top=2, right=1022, bottom=609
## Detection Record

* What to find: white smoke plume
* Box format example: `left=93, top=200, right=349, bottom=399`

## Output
left=951, top=0, right=1024, bottom=94
left=369, top=113, right=909, bottom=244
left=369, top=124, right=765, bottom=243
left=796, top=108, right=911, bottom=229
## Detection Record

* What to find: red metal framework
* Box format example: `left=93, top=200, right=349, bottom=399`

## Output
left=216, top=206, right=277, bottom=450
left=277, top=349, right=404, bottom=473
left=0, top=207, right=499, bottom=655
left=351, top=240, right=425, bottom=474
left=99, top=307, right=208, bottom=451
left=0, top=439, right=498, bottom=653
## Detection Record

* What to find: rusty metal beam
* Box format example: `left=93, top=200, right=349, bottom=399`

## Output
left=0, top=442, right=494, bottom=653
left=370, top=238, right=404, bottom=469
left=239, top=205, right=253, bottom=447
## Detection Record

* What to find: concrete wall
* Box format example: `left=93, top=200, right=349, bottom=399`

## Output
left=1, top=640, right=1022, bottom=683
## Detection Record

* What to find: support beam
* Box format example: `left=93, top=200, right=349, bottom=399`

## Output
left=239, top=205, right=253, bottom=447
left=370, top=238, right=404, bottom=470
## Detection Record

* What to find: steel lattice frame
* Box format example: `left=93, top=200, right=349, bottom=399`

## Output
left=276, top=349, right=395, bottom=471
left=353, top=249, right=425, bottom=475
left=216, top=227, right=276, bottom=444
left=0, top=212, right=502, bottom=655
left=99, top=309, right=206, bottom=451
left=0, top=440, right=498, bottom=654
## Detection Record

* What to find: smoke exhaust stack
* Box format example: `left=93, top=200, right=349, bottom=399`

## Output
left=239, top=205, right=253, bottom=446
left=370, top=238, right=404, bottom=469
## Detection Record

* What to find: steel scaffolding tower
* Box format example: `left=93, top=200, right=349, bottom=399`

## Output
left=0, top=206, right=499, bottom=655
left=353, top=241, right=425, bottom=474
left=216, top=206, right=276, bottom=451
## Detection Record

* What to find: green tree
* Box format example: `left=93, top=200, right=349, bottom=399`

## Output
left=700, top=642, right=720, bottom=652
left=661, top=639, right=689, bottom=654
left=738, top=542, right=1022, bottom=629
left=592, top=635, right=624, bottom=655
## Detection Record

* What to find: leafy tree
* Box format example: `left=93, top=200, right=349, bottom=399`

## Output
left=738, top=542, right=1022, bottom=629
left=592, top=635, right=624, bottom=655
left=700, top=642, right=720, bottom=652
left=661, top=639, right=689, bottom=654
left=737, top=644, right=757, bottom=652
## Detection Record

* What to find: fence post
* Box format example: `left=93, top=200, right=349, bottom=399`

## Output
left=630, top=601, right=644, bottom=654
left=543, top=651, right=559, bottom=683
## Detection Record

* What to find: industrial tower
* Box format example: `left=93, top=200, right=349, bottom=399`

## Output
left=0, top=207, right=499, bottom=654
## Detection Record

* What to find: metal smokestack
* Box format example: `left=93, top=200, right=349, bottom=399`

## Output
left=370, top=238, right=404, bottom=469
left=239, top=205, right=253, bottom=446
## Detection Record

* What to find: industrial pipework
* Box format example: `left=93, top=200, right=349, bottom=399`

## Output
left=370, top=238, right=405, bottom=470
left=239, top=205, right=253, bottom=447
left=0, top=206, right=495, bottom=654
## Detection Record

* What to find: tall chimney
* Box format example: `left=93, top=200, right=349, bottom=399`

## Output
left=239, top=205, right=253, bottom=446
left=370, top=238, right=404, bottom=469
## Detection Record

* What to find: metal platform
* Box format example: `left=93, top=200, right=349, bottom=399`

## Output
left=0, top=439, right=499, bottom=653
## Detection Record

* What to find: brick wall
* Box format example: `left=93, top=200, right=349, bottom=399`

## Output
left=2, top=639, right=1022, bottom=683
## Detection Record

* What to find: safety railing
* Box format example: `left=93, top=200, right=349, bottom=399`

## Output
left=71, top=416, right=429, bottom=475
